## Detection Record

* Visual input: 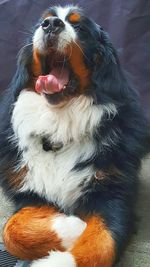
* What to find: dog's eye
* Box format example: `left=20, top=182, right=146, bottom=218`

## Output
left=68, top=13, right=81, bottom=24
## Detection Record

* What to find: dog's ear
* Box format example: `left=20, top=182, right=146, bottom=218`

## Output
left=92, top=27, right=132, bottom=104
left=10, top=43, right=33, bottom=99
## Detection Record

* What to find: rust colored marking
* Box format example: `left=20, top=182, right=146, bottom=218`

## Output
left=42, top=12, right=54, bottom=19
left=32, top=49, right=42, bottom=77
left=70, top=216, right=115, bottom=267
left=6, top=166, right=28, bottom=190
left=69, top=13, right=81, bottom=23
left=65, top=43, right=90, bottom=91
left=94, top=165, right=123, bottom=182
left=3, top=206, right=65, bottom=260
left=94, top=170, right=106, bottom=180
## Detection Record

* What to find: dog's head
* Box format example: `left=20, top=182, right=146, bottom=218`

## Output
left=12, top=5, right=127, bottom=105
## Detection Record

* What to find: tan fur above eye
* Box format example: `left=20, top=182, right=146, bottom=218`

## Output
left=69, top=13, right=81, bottom=23
left=42, top=12, right=54, bottom=19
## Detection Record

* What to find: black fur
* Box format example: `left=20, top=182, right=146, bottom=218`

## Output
left=0, top=6, right=149, bottom=264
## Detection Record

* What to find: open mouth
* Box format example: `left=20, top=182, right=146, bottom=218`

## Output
left=35, top=53, right=77, bottom=100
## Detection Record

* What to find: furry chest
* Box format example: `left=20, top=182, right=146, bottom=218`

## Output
left=11, top=91, right=104, bottom=209
left=19, top=140, right=95, bottom=210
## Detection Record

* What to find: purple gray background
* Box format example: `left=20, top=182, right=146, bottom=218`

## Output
left=0, top=0, right=150, bottom=120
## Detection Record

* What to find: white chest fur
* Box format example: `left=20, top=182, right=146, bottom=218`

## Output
left=11, top=91, right=116, bottom=210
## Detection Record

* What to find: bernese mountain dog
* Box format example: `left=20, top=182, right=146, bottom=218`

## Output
left=0, top=5, right=148, bottom=267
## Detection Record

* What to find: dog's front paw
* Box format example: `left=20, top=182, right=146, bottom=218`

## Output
left=30, top=251, right=76, bottom=267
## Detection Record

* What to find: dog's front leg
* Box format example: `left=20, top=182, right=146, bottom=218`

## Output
left=31, top=216, right=115, bottom=267
left=3, top=205, right=86, bottom=261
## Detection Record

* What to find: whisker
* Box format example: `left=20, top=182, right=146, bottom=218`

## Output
left=21, top=42, right=33, bottom=50
left=68, top=44, right=73, bottom=60
left=18, top=30, right=33, bottom=36
left=73, top=40, right=91, bottom=63
left=21, top=35, right=44, bottom=50
left=59, top=55, right=66, bottom=79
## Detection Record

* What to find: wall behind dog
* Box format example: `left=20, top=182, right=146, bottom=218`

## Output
left=0, top=0, right=149, bottom=121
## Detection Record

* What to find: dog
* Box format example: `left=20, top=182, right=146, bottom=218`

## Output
left=0, top=5, right=148, bottom=267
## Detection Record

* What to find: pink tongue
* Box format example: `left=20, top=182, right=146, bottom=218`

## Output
left=35, top=67, right=69, bottom=94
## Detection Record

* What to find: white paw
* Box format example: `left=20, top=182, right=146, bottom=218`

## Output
left=52, top=215, right=87, bottom=249
left=30, top=251, right=76, bottom=267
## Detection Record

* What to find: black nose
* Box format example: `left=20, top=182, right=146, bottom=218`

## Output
left=41, top=17, right=65, bottom=34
